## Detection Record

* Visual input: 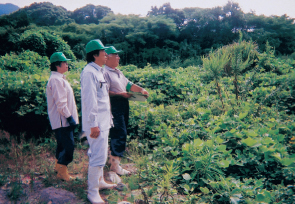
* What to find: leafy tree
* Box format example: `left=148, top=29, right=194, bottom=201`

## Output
left=98, top=14, right=178, bottom=66
left=71, top=4, right=112, bottom=24
left=245, top=14, right=295, bottom=55
left=13, top=2, right=73, bottom=26
left=19, top=30, right=47, bottom=55
left=228, top=42, right=255, bottom=102
left=18, top=30, right=76, bottom=59
left=222, top=1, right=246, bottom=32
left=180, top=5, right=239, bottom=55
left=1, top=0, right=295, bottom=68
left=202, top=50, right=229, bottom=110
left=147, top=3, right=185, bottom=28
left=0, top=11, right=30, bottom=28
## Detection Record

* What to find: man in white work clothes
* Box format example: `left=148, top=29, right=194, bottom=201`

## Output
left=80, top=39, right=116, bottom=204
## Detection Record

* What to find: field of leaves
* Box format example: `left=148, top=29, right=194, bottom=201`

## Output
left=0, top=38, right=295, bottom=203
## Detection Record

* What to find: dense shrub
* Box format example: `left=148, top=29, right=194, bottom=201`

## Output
left=0, top=50, right=49, bottom=73
left=122, top=64, right=203, bottom=105
left=18, top=30, right=76, bottom=59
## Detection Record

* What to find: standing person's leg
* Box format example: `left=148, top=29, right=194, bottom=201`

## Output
left=54, top=128, right=63, bottom=172
left=124, top=101, right=130, bottom=141
left=109, top=99, right=130, bottom=175
left=60, top=126, right=75, bottom=165
left=86, top=129, right=116, bottom=204
left=87, top=129, right=109, bottom=167
left=54, top=126, right=75, bottom=181
left=109, top=114, right=127, bottom=157
left=109, top=98, right=129, bottom=157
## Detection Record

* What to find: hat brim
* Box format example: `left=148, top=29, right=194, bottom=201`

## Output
left=108, top=50, right=123, bottom=54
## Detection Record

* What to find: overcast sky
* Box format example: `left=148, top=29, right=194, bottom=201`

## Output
left=2, top=0, right=295, bottom=18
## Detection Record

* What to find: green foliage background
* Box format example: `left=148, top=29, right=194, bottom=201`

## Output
left=1, top=2, right=295, bottom=67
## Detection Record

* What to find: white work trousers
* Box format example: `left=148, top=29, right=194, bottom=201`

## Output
left=86, top=129, right=109, bottom=167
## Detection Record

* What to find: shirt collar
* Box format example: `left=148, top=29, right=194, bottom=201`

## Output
left=89, top=62, right=103, bottom=72
left=104, top=65, right=119, bottom=72
left=51, top=71, right=66, bottom=79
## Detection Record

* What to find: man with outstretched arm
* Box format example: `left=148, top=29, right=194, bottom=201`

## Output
left=80, top=39, right=116, bottom=204
left=103, top=46, right=149, bottom=176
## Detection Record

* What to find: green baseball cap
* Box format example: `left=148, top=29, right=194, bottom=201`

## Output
left=50, top=52, right=71, bottom=63
left=105, top=46, right=123, bottom=55
left=86, top=39, right=108, bottom=54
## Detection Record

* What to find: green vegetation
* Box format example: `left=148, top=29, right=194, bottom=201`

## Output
left=1, top=1, right=295, bottom=67
left=0, top=1, right=295, bottom=203
left=1, top=36, right=294, bottom=202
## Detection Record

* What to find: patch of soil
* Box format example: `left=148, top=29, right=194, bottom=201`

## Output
left=0, top=174, right=84, bottom=204
left=0, top=163, right=139, bottom=204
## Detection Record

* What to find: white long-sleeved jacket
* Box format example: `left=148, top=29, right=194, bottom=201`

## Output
left=80, top=62, right=113, bottom=132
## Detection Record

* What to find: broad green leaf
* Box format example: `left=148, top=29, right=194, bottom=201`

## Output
left=242, top=137, right=258, bottom=147
left=269, top=118, right=276, bottom=122
left=200, top=187, right=209, bottom=194
left=215, top=136, right=224, bottom=144
left=219, top=159, right=230, bottom=168
left=235, top=132, right=243, bottom=138
left=256, top=194, right=265, bottom=202
left=230, top=128, right=237, bottom=133
left=281, top=158, right=295, bottom=166
left=272, top=153, right=281, bottom=160
left=246, top=130, right=258, bottom=137
left=205, top=140, right=213, bottom=147
left=171, top=150, right=179, bottom=156
left=182, top=143, right=189, bottom=151
left=277, top=134, right=285, bottom=142
left=239, top=112, right=248, bottom=120
left=182, top=173, right=191, bottom=180
left=193, top=138, right=203, bottom=147
left=217, top=145, right=227, bottom=152
left=262, top=137, right=274, bottom=145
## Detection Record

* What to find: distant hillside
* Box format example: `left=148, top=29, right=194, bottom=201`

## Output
left=0, top=3, right=19, bottom=15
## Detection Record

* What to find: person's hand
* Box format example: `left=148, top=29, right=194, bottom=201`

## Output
left=141, top=89, right=149, bottom=98
left=120, top=92, right=133, bottom=98
left=90, top=127, right=100, bottom=138
left=66, top=116, right=77, bottom=130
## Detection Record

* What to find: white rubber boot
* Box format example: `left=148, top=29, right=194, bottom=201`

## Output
left=88, top=166, right=104, bottom=204
left=110, top=155, right=131, bottom=176
left=98, top=167, right=117, bottom=190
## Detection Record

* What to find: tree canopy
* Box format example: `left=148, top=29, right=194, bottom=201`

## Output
left=0, top=1, right=294, bottom=67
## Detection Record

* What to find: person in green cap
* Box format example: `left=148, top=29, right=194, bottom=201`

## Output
left=103, top=46, right=149, bottom=176
left=46, top=52, right=79, bottom=181
left=80, top=39, right=117, bottom=204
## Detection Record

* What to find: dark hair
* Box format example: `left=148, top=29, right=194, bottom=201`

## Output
left=86, top=50, right=102, bottom=63
left=50, top=61, right=62, bottom=71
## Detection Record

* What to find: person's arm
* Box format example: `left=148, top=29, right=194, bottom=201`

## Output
left=51, top=78, right=74, bottom=117
left=81, top=72, right=100, bottom=138
left=51, top=78, right=77, bottom=128
left=130, top=84, right=149, bottom=97
left=104, top=71, right=133, bottom=99
left=109, top=90, right=132, bottom=98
